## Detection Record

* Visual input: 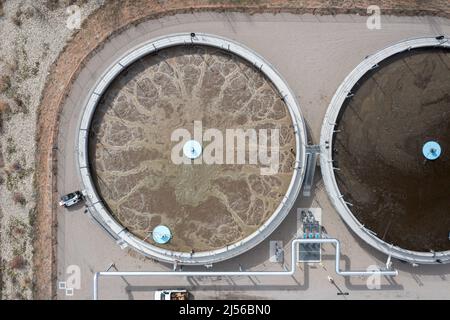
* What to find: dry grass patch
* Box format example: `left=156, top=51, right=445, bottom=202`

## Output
left=11, top=7, right=23, bottom=27
left=0, top=100, right=9, bottom=134
left=0, top=99, right=9, bottom=113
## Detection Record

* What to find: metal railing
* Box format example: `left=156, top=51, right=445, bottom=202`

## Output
left=319, top=36, right=450, bottom=264
left=77, top=32, right=308, bottom=265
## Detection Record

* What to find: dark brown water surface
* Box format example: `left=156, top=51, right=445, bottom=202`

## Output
left=334, top=48, right=450, bottom=252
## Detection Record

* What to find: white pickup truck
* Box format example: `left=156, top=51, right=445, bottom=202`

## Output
left=154, top=289, right=189, bottom=300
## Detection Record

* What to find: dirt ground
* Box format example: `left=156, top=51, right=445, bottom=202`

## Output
left=334, top=48, right=450, bottom=252
left=0, top=0, right=441, bottom=300
left=89, top=45, right=295, bottom=252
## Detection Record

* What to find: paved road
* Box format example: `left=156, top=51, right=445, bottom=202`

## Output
left=56, top=12, right=450, bottom=300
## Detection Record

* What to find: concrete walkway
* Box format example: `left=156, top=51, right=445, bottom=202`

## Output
left=56, top=12, right=450, bottom=300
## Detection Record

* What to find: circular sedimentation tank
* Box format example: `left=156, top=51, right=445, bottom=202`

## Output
left=321, top=37, right=450, bottom=264
left=78, top=34, right=307, bottom=264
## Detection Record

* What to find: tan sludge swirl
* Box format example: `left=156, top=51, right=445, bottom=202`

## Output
left=89, top=45, right=296, bottom=252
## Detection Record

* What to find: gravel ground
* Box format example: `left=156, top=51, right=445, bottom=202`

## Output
left=0, top=0, right=102, bottom=300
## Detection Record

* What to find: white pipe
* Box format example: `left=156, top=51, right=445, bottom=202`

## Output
left=93, top=238, right=398, bottom=300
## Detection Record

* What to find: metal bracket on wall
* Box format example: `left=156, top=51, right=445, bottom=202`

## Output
left=303, top=145, right=321, bottom=197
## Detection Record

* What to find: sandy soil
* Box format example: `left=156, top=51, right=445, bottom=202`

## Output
left=334, top=48, right=450, bottom=252
left=89, top=45, right=295, bottom=252
left=0, top=0, right=445, bottom=300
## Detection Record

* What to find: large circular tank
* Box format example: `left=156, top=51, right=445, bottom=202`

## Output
left=77, top=34, right=307, bottom=264
left=321, top=37, right=450, bottom=264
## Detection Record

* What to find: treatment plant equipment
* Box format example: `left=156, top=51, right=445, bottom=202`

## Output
left=320, top=36, right=450, bottom=265
left=72, top=32, right=403, bottom=299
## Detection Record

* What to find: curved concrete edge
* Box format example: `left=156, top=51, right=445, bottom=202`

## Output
left=76, top=33, right=307, bottom=265
left=320, top=36, right=450, bottom=265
